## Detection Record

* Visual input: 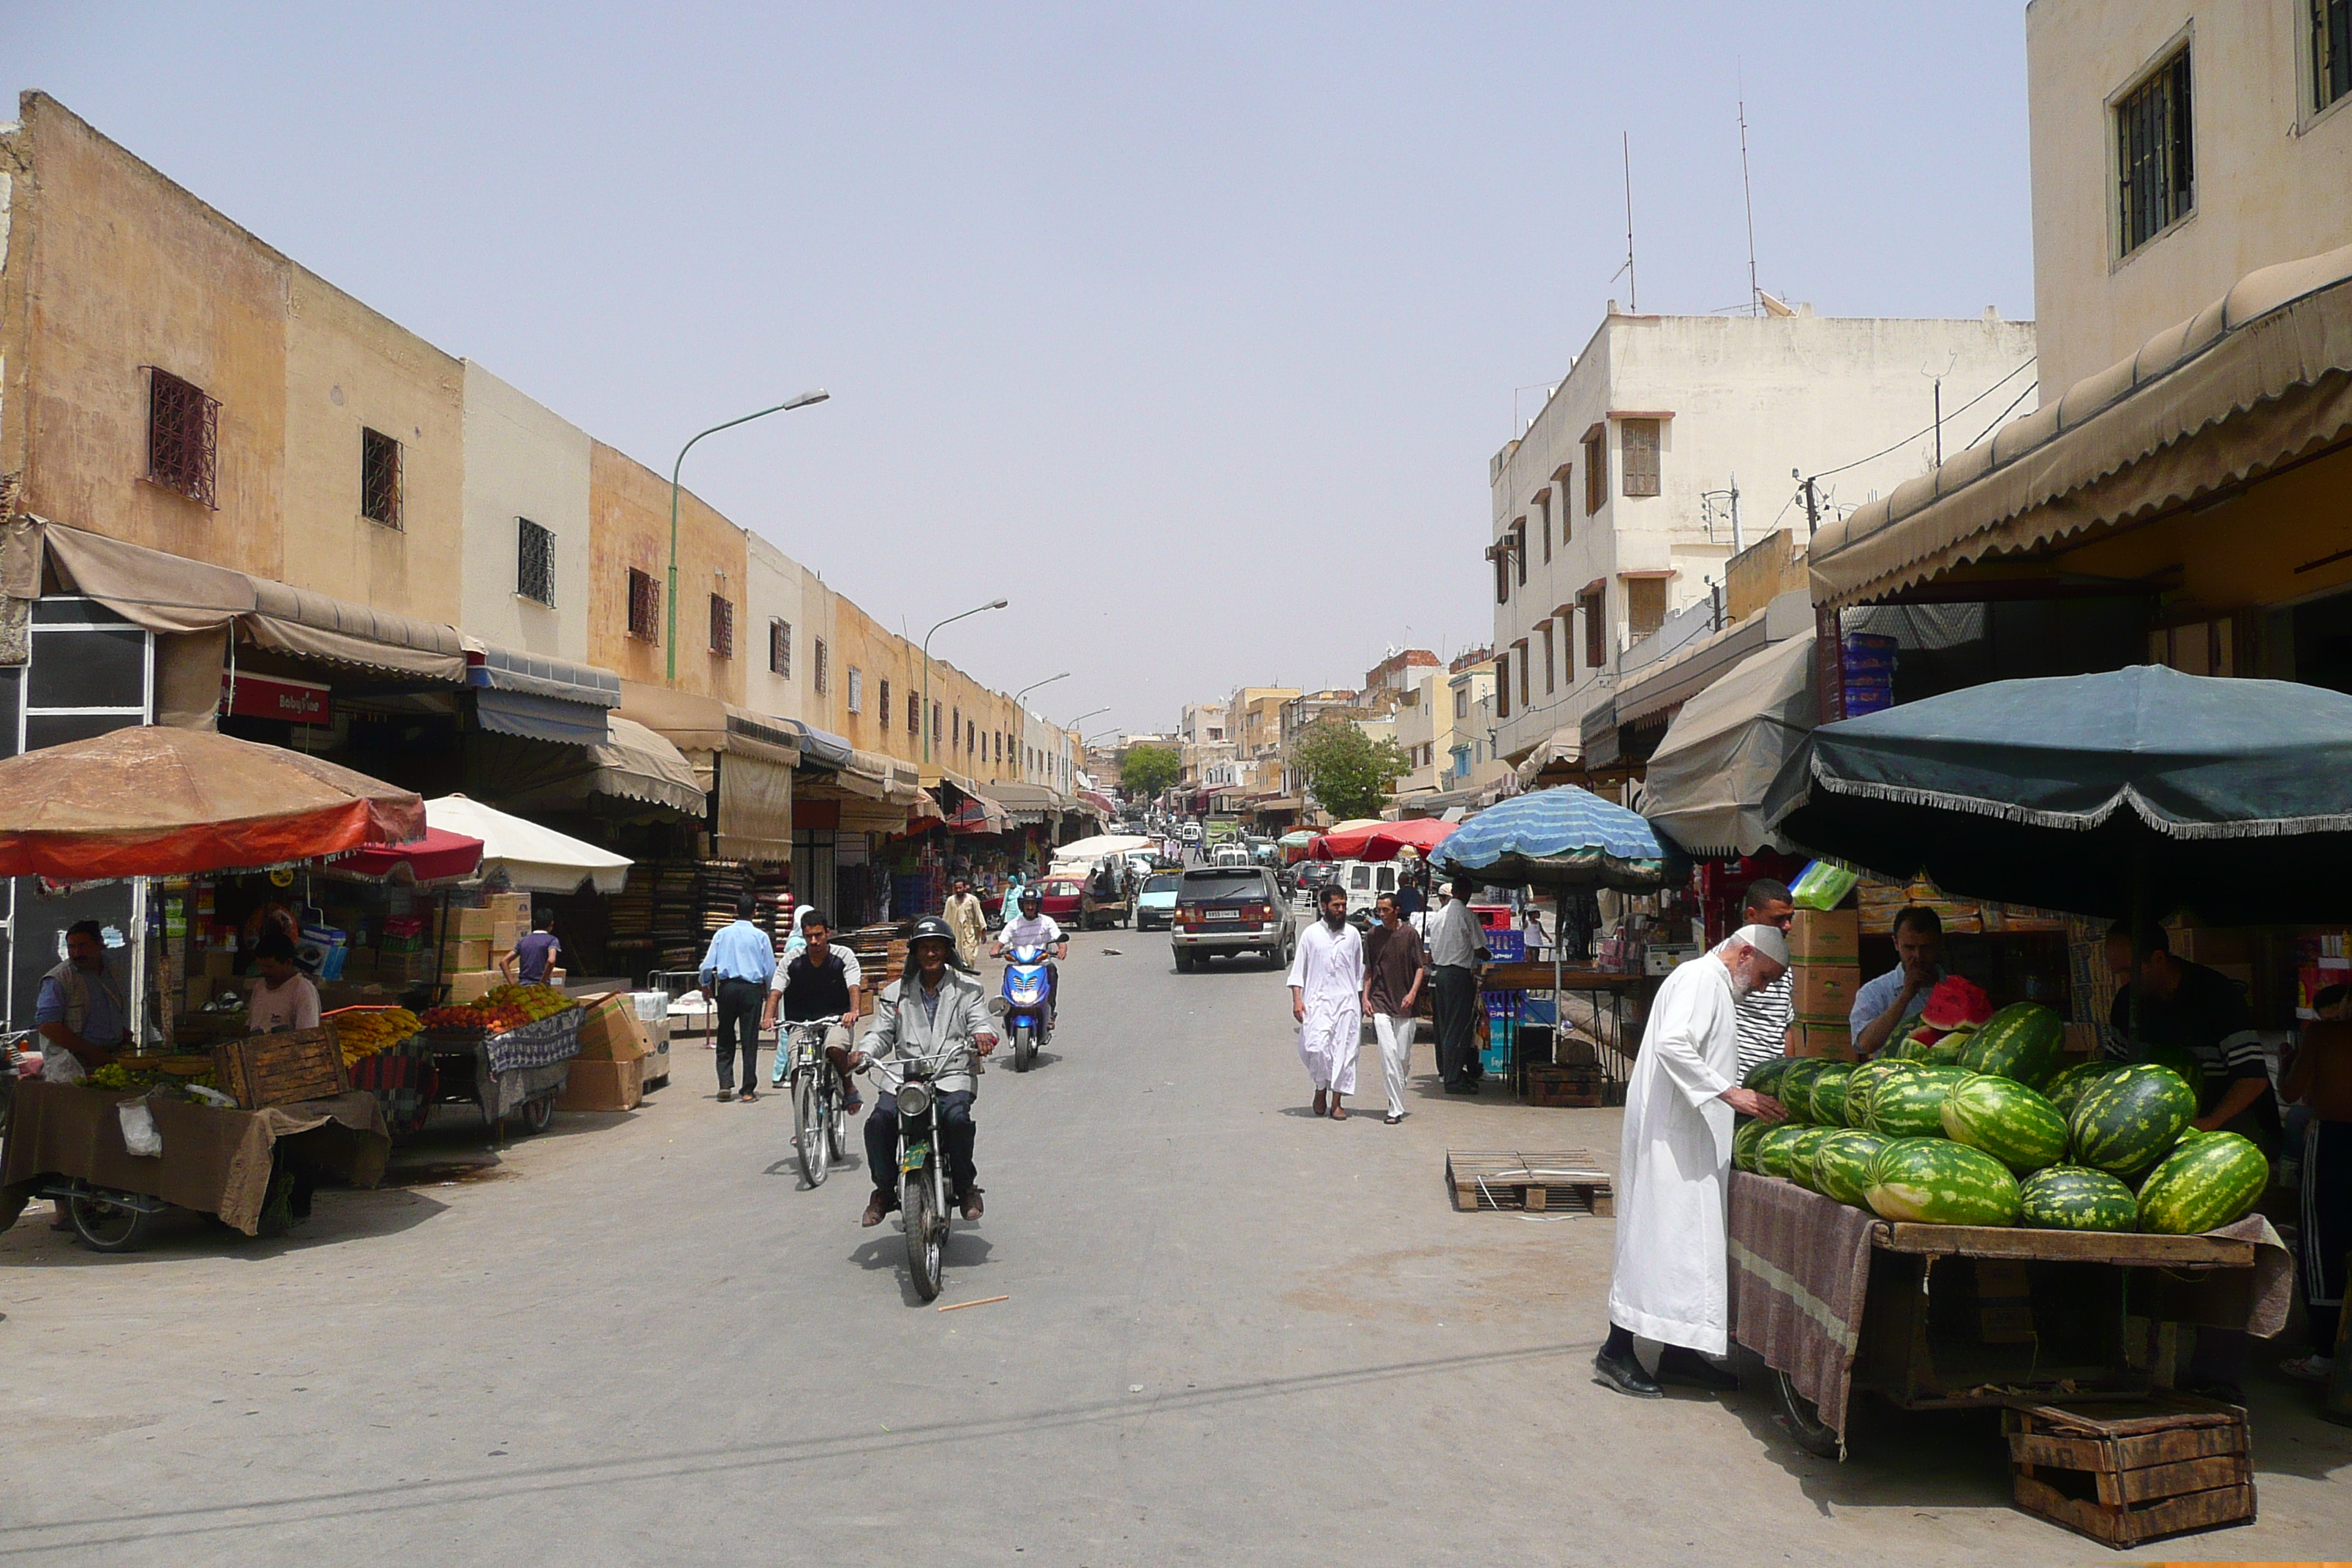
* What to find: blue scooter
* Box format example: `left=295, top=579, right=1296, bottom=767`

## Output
left=1000, top=943, right=1052, bottom=1072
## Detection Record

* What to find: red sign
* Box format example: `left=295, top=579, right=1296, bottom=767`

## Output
left=220, top=673, right=333, bottom=725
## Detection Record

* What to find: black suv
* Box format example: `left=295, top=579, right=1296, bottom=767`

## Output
left=1169, top=866, right=1293, bottom=971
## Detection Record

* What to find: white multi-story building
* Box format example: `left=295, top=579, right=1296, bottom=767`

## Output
left=1485, top=306, right=2038, bottom=766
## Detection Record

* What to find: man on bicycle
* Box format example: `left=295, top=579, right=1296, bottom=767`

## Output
left=853, top=916, right=997, bottom=1225
left=761, top=908, right=864, bottom=1110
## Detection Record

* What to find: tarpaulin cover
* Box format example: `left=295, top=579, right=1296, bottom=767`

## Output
left=423, top=794, right=632, bottom=895
left=1763, top=663, right=2352, bottom=923
left=320, top=826, right=485, bottom=886
left=1433, top=785, right=1671, bottom=890
left=476, top=717, right=706, bottom=818
left=1641, top=631, right=1818, bottom=859
left=717, top=750, right=794, bottom=862
left=0, top=725, right=424, bottom=878
left=1312, top=818, right=1457, bottom=862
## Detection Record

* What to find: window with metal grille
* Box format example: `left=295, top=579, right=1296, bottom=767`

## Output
left=709, top=594, right=735, bottom=657
left=951, top=706, right=960, bottom=750
left=2116, top=48, right=2193, bottom=255
left=516, top=518, right=556, bottom=606
left=1542, top=622, right=1556, bottom=694
left=769, top=618, right=791, bottom=677
left=1512, top=519, right=1528, bottom=585
left=906, top=690, right=919, bottom=735
left=361, top=428, right=403, bottom=527
left=2318, top=0, right=2351, bottom=113
left=1628, top=576, right=1668, bottom=640
left=627, top=569, right=660, bottom=641
left=1582, top=426, right=1607, bottom=513
left=1580, top=584, right=1607, bottom=668
left=146, top=368, right=219, bottom=507
left=847, top=668, right=863, bottom=713
left=879, top=678, right=892, bottom=725
left=814, top=638, right=829, bottom=694
left=1620, top=420, right=1661, bottom=497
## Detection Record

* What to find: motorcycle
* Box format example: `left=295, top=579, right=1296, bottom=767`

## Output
left=783, top=1019, right=850, bottom=1188
left=881, top=1039, right=971, bottom=1303
left=999, top=944, right=1052, bottom=1072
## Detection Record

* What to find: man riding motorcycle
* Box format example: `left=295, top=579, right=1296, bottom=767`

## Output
left=854, top=914, right=998, bottom=1226
left=990, top=886, right=1068, bottom=1032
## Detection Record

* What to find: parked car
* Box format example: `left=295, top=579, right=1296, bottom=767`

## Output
left=1171, top=866, right=1293, bottom=971
left=1180, top=821, right=1203, bottom=845
left=1210, top=844, right=1252, bottom=869
left=1294, top=860, right=1341, bottom=902
left=1030, top=875, right=1085, bottom=928
left=1134, top=872, right=1183, bottom=931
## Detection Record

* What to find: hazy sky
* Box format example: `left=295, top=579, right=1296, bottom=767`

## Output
left=10, top=4, right=2032, bottom=739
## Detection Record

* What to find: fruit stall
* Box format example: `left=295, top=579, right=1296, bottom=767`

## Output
left=412, top=984, right=587, bottom=1139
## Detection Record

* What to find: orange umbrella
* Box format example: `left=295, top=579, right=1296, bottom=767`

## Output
left=0, top=725, right=425, bottom=879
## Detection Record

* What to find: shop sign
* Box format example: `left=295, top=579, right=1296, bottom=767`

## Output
left=221, top=672, right=333, bottom=725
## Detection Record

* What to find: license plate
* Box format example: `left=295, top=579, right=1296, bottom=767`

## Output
left=1206, top=909, right=1240, bottom=921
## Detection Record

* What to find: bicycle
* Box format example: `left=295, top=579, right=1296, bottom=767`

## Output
left=784, top=1019, right=850, bottom=1188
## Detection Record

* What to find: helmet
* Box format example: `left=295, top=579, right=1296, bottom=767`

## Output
left=1018, top=886, right=1041, bottom=907
left=908, top=913, right=954, bottom=947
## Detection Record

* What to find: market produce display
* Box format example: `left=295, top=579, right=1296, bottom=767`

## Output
left=1863, top=1137, right=2023, bottom=1226
left=1921, top=974, right=1991, bottom=1033
left=1812, top=1129, right=1891, bottom=1207
left=1957, top=1001, right=2066, bottom=1087
left=2068, top=1064, right=2198, bottom=1177
left=1844, top=1058, right=1915, bottom=1128
left=2017, top=1166, right=2140, bottom=1232
left=330, top=1007, right=422, bottom=1067
left=1807, top=1063, right=1858, bottom=1127
left=2138, top=1041, right=2207, bottom=1105
left=1755, top=1123, right=1814, bottom=1180
left=1778, top=1059, right=1834, bottom=1122
left=2042, top=1059, right=2126, bottom=1119
left=1743, top=1057, right=1793, bottom=1097
left=2135, top=1130, right=2269, bottom=1235
left=86, top=1060, right=221, bottom=1093
left=1784, top=1127, right=1836, bottom=1193
left=1733, top=1117, right=1768, bottom=1172
left=1866, top=1063, right=1972, bottom=1138
left=418, top=987, right=579, bottom=1037
left=1940, top=1073, right=2069, bottom=1174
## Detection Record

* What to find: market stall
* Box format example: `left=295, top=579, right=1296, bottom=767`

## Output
left=415, top=985, right=587, bottom=1137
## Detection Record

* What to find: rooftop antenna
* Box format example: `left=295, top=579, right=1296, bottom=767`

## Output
left=1738, top=72, right=1761, bottom=316
left=1621, top=132, right=1638, bottom=312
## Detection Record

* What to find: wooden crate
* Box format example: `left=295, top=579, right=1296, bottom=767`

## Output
left=1445, top=1149, right=1613, bottom=1216
left=1522, top=1064, right=1605, bottom=1108
left=213, top=1027, right=353, bottom=1109
left=2003, top=1394, right=2255, bottom=1549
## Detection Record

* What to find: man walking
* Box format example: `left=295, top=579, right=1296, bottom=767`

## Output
left=1288, top=883, right=1365, bottom=1119
left=697, top=893, right=777, bottom=1102
left=1362, top=892, right=1428, bottom=1125
left=1732, top=879, right=1798, bottom=1082
left=1597, top=925, right=1790, bottom=1398
left=942, top=877, right=988, bottom=973
left=1425, top=879, right=1489, bottom=1093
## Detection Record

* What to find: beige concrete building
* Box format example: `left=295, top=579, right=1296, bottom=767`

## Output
left=460, top=361, right=592, bottom=661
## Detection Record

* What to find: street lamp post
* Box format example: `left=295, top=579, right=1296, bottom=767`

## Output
left=923, top=598, right=1009, bottom=769
left=666, top=390, right=829, bottom=683
left=1059, top=706, right=1109, bottom=793
left=1011, top=673, right=1070, bottom=786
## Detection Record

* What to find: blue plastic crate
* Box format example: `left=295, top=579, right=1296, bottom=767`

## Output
left=1485, top=929, right=1526, bottom=962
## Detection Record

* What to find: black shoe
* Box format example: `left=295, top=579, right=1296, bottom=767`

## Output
left=1656, top=1347, right=1741, bottom=1392
left=1593, top=1346, right=1665, bottom=1399
left=717, top=1089, right=735, bottom=1102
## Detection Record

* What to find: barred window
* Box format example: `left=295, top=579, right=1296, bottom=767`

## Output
left=361, top=428, right=403, bottom=527
left=814, top=638, right=829, bottom=695
left=627, top=569, right=660, bottom=641
left=1620, top=419, right=1661, bottom=497
left=967, top=718, right=976, bottom=755
left=906, top=690, right=919, bottom=736
left=847, top=667, right=863, bottom=713
left=879, top=677, right=892, bottom=724
left=769, top=618, right=791, bottom=677
left=932, top=702, right=942, bottom=745
left=146, top=368, right=219, bottom=507
left=516, top=518, right=556, bottom=606
left=709, top=594, right=734, bottom=657
left=2117, top=48, right=2194, bottom=255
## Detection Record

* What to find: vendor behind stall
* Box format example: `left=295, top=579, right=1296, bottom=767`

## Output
left=247, top=930, right=322, bottom=1033
left=1850, top=906, right=1946, bottom=1059
left=2102, top=922, right=2282, bottom=1155
left=34, top=919, right=127, bottom=1082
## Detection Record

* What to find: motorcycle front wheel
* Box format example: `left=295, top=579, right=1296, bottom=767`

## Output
left=795, top=1071, right=829, bottom=1188
left=903, top=1171, right=943, bottom=1301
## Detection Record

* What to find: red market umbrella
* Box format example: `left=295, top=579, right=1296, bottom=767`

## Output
left=1316, top=818, right=1457, bottom=862
left=0, top=725, right=425, bottom=879
left=317, top=825, right=485, bottom=886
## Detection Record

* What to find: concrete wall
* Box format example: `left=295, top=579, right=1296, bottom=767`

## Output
left=742, top=531, right=814, bottom=724
left=461, top=361, right=591, bottom=660
left=587, top=442, right=747, bottom=703
left=2027, top=0, right=2352, bottom=397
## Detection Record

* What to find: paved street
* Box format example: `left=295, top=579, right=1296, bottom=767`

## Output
left=3, top=930, right=2348, bottom=1566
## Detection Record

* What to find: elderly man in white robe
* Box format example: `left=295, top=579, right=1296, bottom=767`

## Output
left=1596, top=924, right=1790, bottom=1398
left=1287, top=882, right=1366, bottom=1119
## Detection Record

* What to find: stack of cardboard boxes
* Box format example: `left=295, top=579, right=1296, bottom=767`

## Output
left=438, top=893, right=538, bottom=1003
left=1790, top=907, right=1860, bottom=1058
left=556, top=991, right=653, bottom=1111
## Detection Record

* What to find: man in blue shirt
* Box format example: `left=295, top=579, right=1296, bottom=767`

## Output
left=1850, top=907, right=1945, bottom=1058
left=35, top=920, right=129, bottom=1082
left=698, top=894, right=777, bottom=1102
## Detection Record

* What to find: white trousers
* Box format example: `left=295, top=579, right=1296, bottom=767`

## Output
left=1299, top=1003, right=1360, bottom=1095
left=1371, top=1011, right=1414, bottom=1117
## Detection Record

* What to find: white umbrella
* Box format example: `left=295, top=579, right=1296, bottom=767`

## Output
left=423, top=794, right=633, bottom=894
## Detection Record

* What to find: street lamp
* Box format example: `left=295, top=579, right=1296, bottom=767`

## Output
left=924, top=598, right=1010, bottom=768
left=1009, top=674, right=1068, bottom=787
left=667, top=389, right=829, bottom=682
left=1055, top=706, right=1109, bottom=792
left=1012, top=672, right=1071, bottom=707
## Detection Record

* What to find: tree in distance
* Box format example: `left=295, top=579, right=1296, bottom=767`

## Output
left=1290, top=721, right=1411, bottom=822
left=1120, top=745, right=1181, bottom=800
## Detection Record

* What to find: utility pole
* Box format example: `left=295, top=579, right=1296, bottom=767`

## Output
left=1729, top=472, right=1743, bottom=555
left=1796, top=467, right=1820, bottom=540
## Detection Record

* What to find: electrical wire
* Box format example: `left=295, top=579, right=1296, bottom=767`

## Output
left=1966, top=379, right=2040, bottom=450
left=1805, top=355, right=2037, bottom=480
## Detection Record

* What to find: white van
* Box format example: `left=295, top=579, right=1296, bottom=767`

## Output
left=1338, top=859, right=1401, bottom=924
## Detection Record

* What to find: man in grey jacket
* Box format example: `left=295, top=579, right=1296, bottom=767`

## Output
left=855, top=916, right=999, bottom=1226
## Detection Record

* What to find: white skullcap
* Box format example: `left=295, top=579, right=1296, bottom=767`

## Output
left=1729, top=923, right=1789, bottom=965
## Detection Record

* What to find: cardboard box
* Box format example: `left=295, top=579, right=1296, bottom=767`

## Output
left=1792, top=1022, right=1853, bottom=1059
left=489, top=892, right=532, bottom=925
left=1789, top=908, right=1859, bottom=965
left=574, top=993, right=649, bottom=1061
left=203, top=949, right=238, bottom=980
left=1791, top=962, right=1862, bottom=1022
left=442, top=937, right=491, bottom=971
left=447, top=969, right=501, bottom=1003
left=557, top=1055, right=644, bottom=1112
left=376, top=951, right=434, bottom=984
left=491, top=919, right=526, bottom=951
left=447, top=907, right=496, bottom=939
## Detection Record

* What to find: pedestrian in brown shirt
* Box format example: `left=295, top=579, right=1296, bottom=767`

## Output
left=1362, top=892, right=1428, bottom=1125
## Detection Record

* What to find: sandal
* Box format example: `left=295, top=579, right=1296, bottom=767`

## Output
left=1384, top=1112, right=1403, bottom=1125
left=1330, top=1104, right=1349, bottom=1121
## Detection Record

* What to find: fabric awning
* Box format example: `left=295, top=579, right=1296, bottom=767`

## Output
left=990, top=781, right=1069, bottom=824
left=318, top=826, right=485, bottom=887
left=715, top=750, right=793, bottom=863
left=473, top=687, right=611, bottom=745
left=1580, top=699, right=1621, bottom=769
left=1639, top=630, right=1818, bottom=858
left=614, top=679, right=801, bottom=777
left=1513, top=728, right=1580, bottom=785
left=423, top=794, right=632, bottom=895
left=1810, top=239, right=2352, bottom=610
left=467, top=644, right=622, bottom=708
left=794, top=723, right=856, bottom=771
left=592, top=717, right=706, bottom=815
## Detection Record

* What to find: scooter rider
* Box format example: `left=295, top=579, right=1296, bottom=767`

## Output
left=990, top=886, right=1068, bottom=1030
left=854, top=915, right=998, bottom=1226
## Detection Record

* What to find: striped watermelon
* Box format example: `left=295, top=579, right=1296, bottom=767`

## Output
left=1889, top=1027, right=1940, bottom=1062
left=1846, top=1059, right=1918, bottom=1128
left=1807, top=1063, right=1859, bottom=1128
left=2042, top=1060, right=2126, bottom=1120
left=1958, top=1002, right=2065, bottom=1087
left=2069, top=1064, right=2196, bottom=1177
left=1863, top=1138, right=2022, bottom=1226
left=1940, top=1074, right=2069, bottom=1173
left=1755, top=1124, right=1814, bottom=1180
left=2017, top=1165, right=2139, bottom=1232
left=1733, top=1116, right=1768, bottom=1173
left=1926, top=1028, right=1973, bottom=1066
left=2138, top=1043, right=2208, bottom=1107
left=1778, top=1060, right=1833, bottom=1123
left=2136, top=1131, right=2269, bottom=1235
left=1866, top=1063, right=1972, bottom=1139
left=1789, top=1127, right=1844, bottom=1192
left=1744, top=1057, right=1794, bottom=1096
left=1812, top=1129, right=1891, bottom=1207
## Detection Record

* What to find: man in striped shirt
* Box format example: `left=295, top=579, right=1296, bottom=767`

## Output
left=1733, top=880, right=1798, bottom=1082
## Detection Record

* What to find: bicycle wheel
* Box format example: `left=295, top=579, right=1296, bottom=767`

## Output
left=827, top=1087, right=850, bottom=1161
left=69, top=1193, right=152, bottom=1253
left=902, top=1172, right=943, bottom=1302
left=1774, top=1368, right=1842, bottom=1459
left=795, top=1071, right=829, bottom=1188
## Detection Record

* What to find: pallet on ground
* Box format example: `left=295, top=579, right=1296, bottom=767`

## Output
left=1444, top=1149, right=1613, bottom=1215
left=2003, top=1393, right=2254, bottom=1548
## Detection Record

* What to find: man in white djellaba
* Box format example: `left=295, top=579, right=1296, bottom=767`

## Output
left=1596, top=924, right=1791, bottom=1398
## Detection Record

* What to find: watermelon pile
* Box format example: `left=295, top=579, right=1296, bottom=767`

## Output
left=1736, top=998, right=2269, bottom=1235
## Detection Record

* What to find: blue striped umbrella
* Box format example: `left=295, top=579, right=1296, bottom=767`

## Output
left=1433, top=785, right=1674, bottom=891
